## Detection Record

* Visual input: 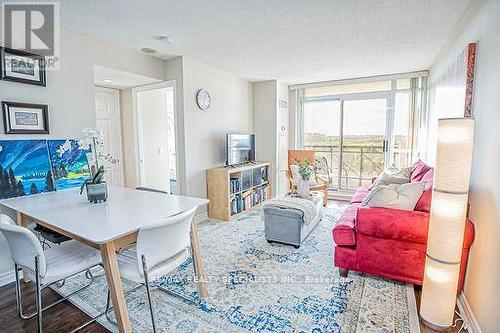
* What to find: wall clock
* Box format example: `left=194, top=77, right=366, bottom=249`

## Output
left=196, top=89, right=211, bottom=111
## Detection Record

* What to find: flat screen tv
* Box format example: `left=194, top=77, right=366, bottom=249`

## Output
left=226, top=134, right=255, bottom=166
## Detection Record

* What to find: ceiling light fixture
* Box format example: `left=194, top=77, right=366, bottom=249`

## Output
left=140, top=47, right=157, bottom=54
left=157, top=35, right=173, bottom=44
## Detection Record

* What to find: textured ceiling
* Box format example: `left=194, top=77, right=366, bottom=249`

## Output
left=56, top=0, right=472, bottom=84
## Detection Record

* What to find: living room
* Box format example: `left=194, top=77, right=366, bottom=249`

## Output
left=0, top=0, right=498, bottom=332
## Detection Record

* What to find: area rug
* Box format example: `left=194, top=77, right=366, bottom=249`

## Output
left=52, top=207, right=420, bottom=332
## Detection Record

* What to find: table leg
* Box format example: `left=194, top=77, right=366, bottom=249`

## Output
left=100, top=241, right=131, bottom=333
left=190, top=221, right=208, bottom=298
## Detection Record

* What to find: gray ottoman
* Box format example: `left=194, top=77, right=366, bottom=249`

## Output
left=263, top=193, right=323, bottom=248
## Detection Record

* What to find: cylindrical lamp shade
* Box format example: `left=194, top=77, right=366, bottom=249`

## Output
left=420, top=118, right=475, bottom=330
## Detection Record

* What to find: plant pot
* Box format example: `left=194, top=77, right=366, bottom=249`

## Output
left=297, top=178, right=310, bottom=199
left=86, top=182, right=108, bottom=203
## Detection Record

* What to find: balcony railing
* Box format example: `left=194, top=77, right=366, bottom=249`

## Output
left=304, top=144, right=385, bottom=191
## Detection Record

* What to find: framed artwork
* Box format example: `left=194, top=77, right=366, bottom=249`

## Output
left=0, top=47, right=46, bottom=86
left=2, top=101, right=49, bottom=134
left=0, top=140, right=55, bottom=199
left=47, top=139, right=91, bottom=190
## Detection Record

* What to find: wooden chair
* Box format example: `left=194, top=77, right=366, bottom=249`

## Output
left=286, top=150, right=328, bottom=206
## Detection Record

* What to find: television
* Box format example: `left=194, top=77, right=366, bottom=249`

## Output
left=226, top=134, right=255, bottom=166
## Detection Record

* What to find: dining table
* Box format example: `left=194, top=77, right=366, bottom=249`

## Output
left=0, top=186, right=209, bottom=333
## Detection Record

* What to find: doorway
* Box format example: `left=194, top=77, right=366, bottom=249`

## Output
left=133, top=82, right=178, bottom=194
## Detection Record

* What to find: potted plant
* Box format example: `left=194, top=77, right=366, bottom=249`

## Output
left=78, top=128, right=118, bottom=203
left=295, top=159, right=315, bottom=199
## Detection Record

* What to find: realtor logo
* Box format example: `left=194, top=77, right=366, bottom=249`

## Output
left=2, top=2, right=60, bottom=69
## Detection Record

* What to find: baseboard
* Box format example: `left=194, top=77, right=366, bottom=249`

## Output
left=0, top=270, right=15, bottom=287
left=457, top=293, right=482, bottom=333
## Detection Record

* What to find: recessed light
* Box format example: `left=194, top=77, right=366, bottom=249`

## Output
left=157, top=35, right=173, bottom=44
left=141, top=47, right=157, bottom=54
left=103, top=79, right=113, bottom=84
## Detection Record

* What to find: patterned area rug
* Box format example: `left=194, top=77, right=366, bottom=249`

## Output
left=52, top=207, right=419, bottom=332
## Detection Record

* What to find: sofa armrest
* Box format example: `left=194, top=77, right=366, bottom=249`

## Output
left=357, top=207, right=430, bottom=244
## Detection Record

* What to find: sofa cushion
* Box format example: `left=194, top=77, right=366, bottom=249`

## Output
left=350, top=187, right=370, bottom=204
left=332, top=203, right=360, bottom=246
left=357, top=207, right=430, bottom=244
left=410, top=159, right=432, bottom=182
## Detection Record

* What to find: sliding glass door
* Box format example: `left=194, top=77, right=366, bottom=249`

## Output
left=298, top=76, right=426, bottom=192
left=302, top=97, right=388, bottom=191
left=341, top=98, right=387, bottom=189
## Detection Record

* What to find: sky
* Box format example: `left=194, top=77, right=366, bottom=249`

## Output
left=304, top=93, right=410, bottom=137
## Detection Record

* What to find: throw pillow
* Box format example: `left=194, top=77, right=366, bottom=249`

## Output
left=361, top=182, right=426, bottom=211
left=290, top=164, right=317, bottom=186
left=371, top=166, right=411, bottom=188
left=410, top=159, right=432, bottom=182
left=414, top=168, right=434, bottom=212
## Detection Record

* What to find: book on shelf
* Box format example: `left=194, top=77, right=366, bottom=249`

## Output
left=230, top=178, right=241, bottom=194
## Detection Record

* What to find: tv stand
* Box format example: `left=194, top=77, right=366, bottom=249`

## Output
left=207, top=162, right=272, bottom=221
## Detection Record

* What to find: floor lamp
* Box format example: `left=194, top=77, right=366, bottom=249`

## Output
left=420, top=118, right=475, bottom=330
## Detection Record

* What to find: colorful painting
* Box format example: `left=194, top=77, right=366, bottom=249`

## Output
left=0, top=140, right=55, bottom=199
left=47, top=139, right=91, bottom=190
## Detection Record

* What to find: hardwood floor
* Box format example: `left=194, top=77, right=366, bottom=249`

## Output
left=0, top=280, right=108, bottom=332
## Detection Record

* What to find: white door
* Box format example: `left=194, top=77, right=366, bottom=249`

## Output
left=135, top=86, right=173, bottom=193
left=95, top=87, right=124, bottom=186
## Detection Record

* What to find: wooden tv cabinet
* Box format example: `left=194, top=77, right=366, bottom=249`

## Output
left=207, top=162, right=272, bottom=221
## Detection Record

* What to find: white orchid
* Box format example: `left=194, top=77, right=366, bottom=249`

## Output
left=77, top=128, right=118, bottom=177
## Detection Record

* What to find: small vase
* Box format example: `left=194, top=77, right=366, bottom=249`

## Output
left=86, top=182, right=108, bottom=203
left=297, top=178, right=310, bottom=199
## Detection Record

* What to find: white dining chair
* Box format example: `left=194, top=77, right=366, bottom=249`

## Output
left=105, top=207, right=201, bottom=332
left=0, top=214, right=103, bottom=333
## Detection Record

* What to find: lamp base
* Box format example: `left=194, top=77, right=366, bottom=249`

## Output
left=420, top=316, right=452, bottom=331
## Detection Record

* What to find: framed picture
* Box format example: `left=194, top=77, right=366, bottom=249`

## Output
left=2, top=101, right=49, bottom=134
left=0, top=47, right=46, bottom=86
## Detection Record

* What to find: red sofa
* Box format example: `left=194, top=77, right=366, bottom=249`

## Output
left=332, top=161, right=475, bottom=292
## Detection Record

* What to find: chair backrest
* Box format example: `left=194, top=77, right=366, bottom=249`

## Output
left=0, top=214, right=46, bottom=276
left=288, top=150, right=316, bottom=170
left=136, top=207, right=197, bottom=275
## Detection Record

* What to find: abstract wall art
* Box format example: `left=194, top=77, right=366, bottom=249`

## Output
left=47, top=139, right=91, bottom=190
left=0, top=140, right=54, bottom=199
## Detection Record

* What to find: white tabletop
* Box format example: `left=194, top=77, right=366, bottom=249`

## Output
left=0, top=186, right=208, bottom=244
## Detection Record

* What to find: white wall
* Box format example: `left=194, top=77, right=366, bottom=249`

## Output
left=253, top=81, right=278, bottom=190
left=0, top=27, right=166, bottom=284
left=181, top=57, right=253, bottom=207
left=428, top=1, right=500, bottom=331
left=252, top=80, right=289, bottom=197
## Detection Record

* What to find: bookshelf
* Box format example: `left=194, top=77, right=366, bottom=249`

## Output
left=207, top=162, right=272, bottom=221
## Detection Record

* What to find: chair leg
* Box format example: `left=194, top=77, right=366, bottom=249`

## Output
left=142, top=255, right=157, bottom=333
left=35, top=256, right=43, bottom=333
left=14, top=264, right=24, bottom=318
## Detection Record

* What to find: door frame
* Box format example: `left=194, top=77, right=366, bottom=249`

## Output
left=94, top=86, right=124, bottom=186
left=131, top=80, right=178, bottom=192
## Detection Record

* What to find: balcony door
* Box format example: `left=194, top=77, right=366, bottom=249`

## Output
left=302, top=95, right=389, bottom=191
